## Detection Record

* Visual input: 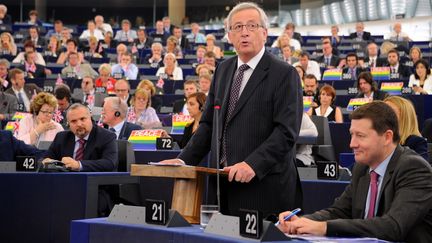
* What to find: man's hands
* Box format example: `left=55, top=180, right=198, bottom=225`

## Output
left=223, top=161, right=256, bottom=183
left=158, top=158, right=185, bottom=165
left=42, top=157, right=80, bottom=171
left=277, top=211, right=327, bottom=236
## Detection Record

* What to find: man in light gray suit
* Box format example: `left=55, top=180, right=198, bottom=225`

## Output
left=61, top=52, right=98, bottom=79
left=278, top=101, right=432, bottom=243
left=0, top=91, right=17, bottom=120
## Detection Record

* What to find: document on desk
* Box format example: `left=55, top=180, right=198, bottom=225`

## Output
left=148, top=162, right=189, bottom=167
left=287, top=234, right=391, bottom=242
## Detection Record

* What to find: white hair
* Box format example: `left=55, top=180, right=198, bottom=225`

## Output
left=0, top=4, right=7, bottom=13
left=104, top=96, right=128, bottom=118
left=226, top=2, right=269, bottom=31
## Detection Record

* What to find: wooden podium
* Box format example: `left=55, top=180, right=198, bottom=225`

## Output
left=131, top=164, right=226, bottom=224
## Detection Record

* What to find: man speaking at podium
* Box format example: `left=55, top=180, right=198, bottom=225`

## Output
left=161, top=2, right=303, bottom=218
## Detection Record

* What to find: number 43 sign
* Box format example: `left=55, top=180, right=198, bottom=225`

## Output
left=317, top=161, right=339, bottom=180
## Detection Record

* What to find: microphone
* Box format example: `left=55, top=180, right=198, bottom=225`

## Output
left=213, top=98, right=221, bottom=213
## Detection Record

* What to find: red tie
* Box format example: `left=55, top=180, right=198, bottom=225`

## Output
left=367, top=171, right=379, bottom=219
left=75, top=139, right=86, bottom=161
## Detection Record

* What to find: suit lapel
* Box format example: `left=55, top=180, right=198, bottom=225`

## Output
left=219, top=58, right=237, bottom=130
left=65, top=132, right=76, bottom=158
left=356, top=170, right=370, bottom=218
left=83, top=126, right=97, bottom=159
left=376, top=145, right=400, bottom=215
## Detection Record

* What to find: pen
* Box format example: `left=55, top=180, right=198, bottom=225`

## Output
left=274, top=208, right=301, bottom=226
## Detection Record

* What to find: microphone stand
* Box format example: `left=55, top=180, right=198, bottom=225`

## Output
left=213, top=99, right=221, bottom=212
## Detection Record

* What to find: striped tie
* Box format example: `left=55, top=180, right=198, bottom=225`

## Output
left=75, top=139, right=86, bottom=161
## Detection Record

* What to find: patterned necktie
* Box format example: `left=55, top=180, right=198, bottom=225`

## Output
left=75, top=139, right=86, bottom=161
left=220, top=64, right=250, bottom=165
left=351, top=68, right=355, bottom=79
left=367, top=171, right=379, bottom=219
left=370, top=58, right=375, bottom=68
left=17, top=92, right=26, bottom=111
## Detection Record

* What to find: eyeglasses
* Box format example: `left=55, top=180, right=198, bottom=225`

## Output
left=115, top=89, right=128, bottom=93
left=39, top=110, right=55, bottom=115
left=229, top=23, right=263, bottom=32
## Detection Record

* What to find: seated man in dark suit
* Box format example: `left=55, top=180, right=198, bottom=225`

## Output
left=363, top=42, right=386, bottom=68
left=173, top=26, right=190, bottom=51
left=43, top=103, right=118, bottom=171
left=0, top=90, right=17, bottom=121
left=342, top=53, right=366, bottom=80
left=315, top=38, right=340, bottom=70
left=134, top=29, right=153, bottom=49
left=22, top=26, right=46, bottom=48
left=5, top=68, right=42, bottom=112
left=349, top=22, right=373, bottom=42
left=173, top=80, right=199, bottom=114
left=278, top=101, right=432, bottom=242
left=102, top=96, right=141, bottom=140
left=0, top=130, right=43, bottom=161
left=386, top=49, right=412, bottom=79
left=355, top=72, right=388, bottom=101
left=17, top=50, right=46, bottom=79
left=303, top=74, right=320, bottom=108
left=73, top=76, right=106, bottom=108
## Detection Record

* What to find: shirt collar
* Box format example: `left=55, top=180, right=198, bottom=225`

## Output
left=75, top=133, right=90, bottom=142
left=237, top=46, right=265, bottom=70
left=112, top=120, right=125, bottom=132
left=369, top=148, right=395, bottom=178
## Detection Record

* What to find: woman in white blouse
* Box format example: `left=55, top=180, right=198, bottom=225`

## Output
left=127, top=88, right=161, bottom=129
left=155, top=53, right=183, bottom=80
left=17, top=92, right=64, bottom=145
left=408, top=59, right=432, bottom=95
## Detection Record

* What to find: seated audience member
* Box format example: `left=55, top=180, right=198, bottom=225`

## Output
left=102, top=97, right=141, bottom=140
left=127, top=88, right=161, bottom=129
left=100, top=31, right=116, bottom=49
left=303, top=74, right=320, bottom=108
left=12, top=41, right=46, bottom=66
left=43, top=103, right=118, bottom=172
left=112, top=43, right=128, bottom=63
left=134, top=29, right=153, bottom=49
left=0, top=32, right=17, bottom=56
left=27, top=10, right=43, bottom=26
left=45, top=35, right=62, bottom=58
left=196, top=64, right=213, bottom=76
left=145, top=42, right=164, bottom=67
left=386, top=49, right=411, bottom=79
left=199, top=74, right=212, bottom=96
left=192, top=45, right=207, bottom=67
left=284, top=22, right=303, bottom=44
left=57, top=39, right=84, bottom=65
left=307, top=84, right=343, bottom=123
left=156, top=53, right=183, bottom=80
left=271, top=33, right=301, bottom=52
left=0, top=4, right=12, bottom=25
left=114, top=79, right=131, bottom=105
left=186, top=23, right=206, bottom=44
left=6, top=68, right=42, bottom=112
left=0, top=58, right=11, bottom=90
left=205, top=34, right=223, bottom=59
left=17, top=92, right=64, bottom=146
left=111, top=52, right=138, bottom=80
left=316, top=38, right=340, bottom=69
left=173, top=80, right=199, bottom=114
left=355, top=72, right=388, bottom=101
left=384, top=96, right=428, bottom=161
left=349, top=22, right=373, bottom=42
left=23, top=26, right=45, bottom=48
left=95, top=63, right=116, bottom=94
left=137, top=79, right=162, bottom=111
left=408, top=59, right=432, bottom=95
left=79, top=20, right=104, bottom=42
left=0, top=90, right=17, bottom=121
left=74, top=76, right=106, bottom=108
left=173, top=26, right=190, bottom=50
left=280, top=45, right=298, bottom=65
left=150, top=20, right=169, bottom=45
left=45, top=20, right=63, bottom=40
left=0, top=130, right=43, bottom=161
left=162, top=16, right=174, bottom=35
left=342, top=53, right=366, bottom=80
left=114, top=19, right=137, bottom=43
left=165, top=36, right=183, bottom=59
left=296, top=113, right=318, bottom=167
left=294, top=52, right=321, bottom=80
left=54, top=84, right=73, bottom=126
left=330, top=25, right=341, bottom=48
left=94, top=15, right=113, bottom=35
left=59, top=27, right=73, bottom=48
left=83, top=36, right=105, bottom=59
left=295, top=65, right=305, bottom=82
left=17, top=50, right=46, bottom=79
left=179, top=92, right=206, bottom=148
left=364, top=42, right=386, bottom=68
left=407, top=46, right=422, bottom=68
left=61, top=52, right=98, bottom=79
left=203, top=51, right=217, bottom=71
left=388, top=22, right=411, bottom=42
left=278, top=101, right=432, bottom=242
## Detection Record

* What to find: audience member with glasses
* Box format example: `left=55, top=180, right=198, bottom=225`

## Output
left=16, top=92, right=64, bottom=145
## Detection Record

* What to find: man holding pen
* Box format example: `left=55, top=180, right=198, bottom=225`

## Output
left=278, top=101, right=432, bottom=242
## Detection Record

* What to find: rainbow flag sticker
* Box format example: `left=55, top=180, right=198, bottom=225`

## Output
left=5, top=121, right=18, bottom=133
left=303, top=96, right=313, bottom=113
left=128, top=129, right=164, bottom=151
left=12, top=112, right=31, bottom=120
left=322, top=69, right=342, bottom=81
left=380, top=82, right=403, bottom=95
left=171, top=114, right=194, bottom=134
left=347, top=98, right=372, bottom=112
left=371, top=67, right=390, bottom=81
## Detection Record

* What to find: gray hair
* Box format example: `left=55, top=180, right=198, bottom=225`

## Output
left=0, top=58, right=10, bottom=69
left=104, top=96, right=128, bottom=118
left=0, top=4, right=7, bottom=13
left=226, top=2, right=269, bottom=31
left=67, top=103, right=91, bottom=118
left=151, top=42, right=163, bottom=50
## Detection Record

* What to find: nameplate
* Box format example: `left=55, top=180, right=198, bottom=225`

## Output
left=347, top=87, right=358, bottom=95
left=113, top=73, right=123, bottom=79
left=145, top=199, right=167, bottom=225
left=239, top=209, right=262, bottom=239
left=95, top=86, right=106, bottom=93
left=317, top=161, right=339, bottom=180
left=342, top=73, right=352, bottom=80
left=16, top=156, right=37, bottom=172
left=390, top=73, right=400, bottom=79
left=43, top=80, right=56, bottom=93
left=156, top=137, right=173, bottom=150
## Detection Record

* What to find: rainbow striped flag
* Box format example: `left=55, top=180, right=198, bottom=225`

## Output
left=128, top=129, right=164, bottom=151
left=5, top=121, right=18, bottom=133
left=322, top=69, right=342, bottom=81
left=12, top=112, right=31, bottom=121
left=171, top=114, right=194, bottom=134
left=303, top=96, right=313, bottom=113
left=380, top=82, right=403, bottom=95
left=347, top=98, right=372, bottom=112
left=371, top=67, right=390, bottom=80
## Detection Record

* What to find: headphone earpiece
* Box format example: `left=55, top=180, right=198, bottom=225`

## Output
left=114, top=111, right=121, bottom=117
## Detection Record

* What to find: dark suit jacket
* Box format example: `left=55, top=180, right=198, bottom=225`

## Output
left=118, top=122, right=142, bottom=140
left=178, top=51, right=303, bottom=217
left=355, top=90, right=388, bottom=101
left=5, top=83, right=42, bottom=102
left=349, top=31, right=373, bottom=42
left=179, top=36, right=191, bottom=50
left=364, top=56, right=387, bottom=68
left=388, top=64, right=412, bottom=79
left=293, top=32, right=303, bottom=44
left=403, top=135, right=429, bottom=162
left=315, top=55, right=340, bottom=68
left=0, top=92, right=18, bottom=120
left=305, top=145, right=432, bottom=242
left=23, top=37, right=46, bottom=48
left=17, top=63, right=46, bottom=79
left=0, top=130, right=43, bottom=161
left=133, top=37, right=153, bottom=49
left=342, top=66, right=367, bottom=80
left=173, top=98, right=186, bottom=114
left=45, top=125, right=118, bottom=172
